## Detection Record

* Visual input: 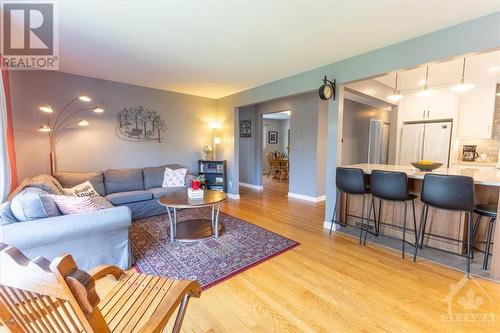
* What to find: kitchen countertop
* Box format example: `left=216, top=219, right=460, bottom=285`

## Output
left=345, top=163, right=500, bottom=186
left=451, top=161, right=498, bottom=166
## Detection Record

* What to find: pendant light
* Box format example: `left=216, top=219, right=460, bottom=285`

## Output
left=417, top=66, right=433, bottom=97
left=386, top=73, right=404, bottom=102
left=452, top=58, right=474, bottom=93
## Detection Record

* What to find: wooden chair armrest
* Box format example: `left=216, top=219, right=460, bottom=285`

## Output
left=88, top=265, right=125, bottom=281
left=136, top=280, right=201, bottom=333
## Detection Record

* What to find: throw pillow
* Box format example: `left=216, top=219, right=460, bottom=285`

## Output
left=162, top=167, right=187, bottom=187
left=49, top=194, right=110, bottom=215
left=89, top=196, right=115, bottom=209
left=10, top=187, right=61, bottom=222
left=63, top=181, right=98, bottom=197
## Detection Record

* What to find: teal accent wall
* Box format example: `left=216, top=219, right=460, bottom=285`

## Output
left=216, top=12, right=500, bottom=222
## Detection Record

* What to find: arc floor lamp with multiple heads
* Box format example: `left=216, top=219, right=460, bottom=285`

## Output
left=37, top=95, right=104, bottom=175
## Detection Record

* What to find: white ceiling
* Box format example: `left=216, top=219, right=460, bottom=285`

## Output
left=375, top=50, right=500, bottom=92
left=263, top=111, right=290, bottom=120
left=53, top=1, right=499, bottom=98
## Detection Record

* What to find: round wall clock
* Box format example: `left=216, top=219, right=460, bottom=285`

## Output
left=318, top=76, right=336, bottom=100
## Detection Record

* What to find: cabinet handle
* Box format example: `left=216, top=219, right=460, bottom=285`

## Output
left=427, top=110, right=430, bottom=118
left=423, top=111, right=425, bottom=119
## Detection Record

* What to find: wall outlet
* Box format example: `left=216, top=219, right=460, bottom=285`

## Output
left=228, top=181, right=232, bottom=187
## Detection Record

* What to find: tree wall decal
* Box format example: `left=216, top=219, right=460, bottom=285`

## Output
left=116, top=105, right=167, bottom=142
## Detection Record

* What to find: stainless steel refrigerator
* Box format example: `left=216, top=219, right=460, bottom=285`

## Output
left=399, top=121, right=452, bottom=167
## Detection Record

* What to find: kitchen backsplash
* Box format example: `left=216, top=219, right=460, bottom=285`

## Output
left=457, top=84, right=500, bottom=163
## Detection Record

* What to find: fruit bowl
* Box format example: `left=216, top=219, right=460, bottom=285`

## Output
left=411, top=162, right=443, bottom=172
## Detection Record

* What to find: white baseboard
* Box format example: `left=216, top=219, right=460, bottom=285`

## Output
left=239, top=182, right=264, bottom=190
left=227, top=193, right=240, bottom=200
left=287, top=192, right=326, bottom=202
left=323, top=220, right=339, bottom=231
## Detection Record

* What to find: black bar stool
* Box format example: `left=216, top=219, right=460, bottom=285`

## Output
left=472, top=204, right=497, bottom=270
left=330, top=167, right=375, bottom=244
left=419, top=174, right=475, bottom=277
left=364, top=170, right=419, bottom=261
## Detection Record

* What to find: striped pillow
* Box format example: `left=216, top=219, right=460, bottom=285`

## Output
left=48, top=195, right=112, bottom=215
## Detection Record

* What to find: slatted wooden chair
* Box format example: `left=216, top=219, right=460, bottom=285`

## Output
left=0, top=243, right=201, bottom=333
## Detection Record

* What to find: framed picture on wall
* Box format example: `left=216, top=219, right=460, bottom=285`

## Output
left=240, top=119, right=252, bottom=138
left=268, top=131, right=278, bottom=144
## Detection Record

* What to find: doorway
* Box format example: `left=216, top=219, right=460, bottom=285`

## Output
left=262, top=111, right=290, bottom=191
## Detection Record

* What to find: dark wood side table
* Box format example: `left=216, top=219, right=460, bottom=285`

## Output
left=158, top=190, right=227, bottom=242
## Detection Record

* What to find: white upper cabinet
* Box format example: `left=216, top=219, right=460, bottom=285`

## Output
left=400, top=89, right=459, bottom=122
left=427, top=90, right=459, bottom=120
left=458, top=84, right=496, bottom=139
left=400, top=93, right=428, bottom=121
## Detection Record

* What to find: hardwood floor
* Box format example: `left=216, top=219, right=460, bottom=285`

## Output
left=177, top=181, right=500, bottom=332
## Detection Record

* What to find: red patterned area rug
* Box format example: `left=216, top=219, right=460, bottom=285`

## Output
left=130, top=208, right=299, bottom=289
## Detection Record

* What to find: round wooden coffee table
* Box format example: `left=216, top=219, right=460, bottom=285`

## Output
left=158, top=190, right=227, bottom=242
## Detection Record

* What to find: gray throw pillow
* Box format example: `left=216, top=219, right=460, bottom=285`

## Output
left=10, top=187, right=61, bottom=222
left=0, top=201, right=17, bottom=225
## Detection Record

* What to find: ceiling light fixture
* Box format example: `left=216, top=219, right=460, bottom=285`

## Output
left=39, top=105, right=54, bottom=113
left=417, top=66, right=433, bottom=97
left=93, top=107, right=104, bottom=113
left=386, top=73, right=404, bottom=102
left=451, top=58, right=474, bottom=93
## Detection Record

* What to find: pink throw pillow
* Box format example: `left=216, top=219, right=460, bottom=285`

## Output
left=48, top=195, right=112, bottom=215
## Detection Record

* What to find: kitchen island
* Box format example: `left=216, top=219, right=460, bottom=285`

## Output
left=337, top=163, right=500, bottom=280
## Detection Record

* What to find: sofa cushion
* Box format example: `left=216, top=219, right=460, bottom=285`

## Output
left=106, top=190, right=152, bottom=205
left=10, top=187, right=61, bottom=222
left=148, top=187, right=185, bottom=199
left=54, top=171, right=106, bottom=196
left=30, top=174, right=64, bottom=194
left=143, top=166, right=165, bottom=189
left=104, top=168, right=144, bottom=194
left=0, top=201, right=17, bottom=225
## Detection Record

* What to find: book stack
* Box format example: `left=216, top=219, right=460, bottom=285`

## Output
left=188, top=188, right=204, bottom=198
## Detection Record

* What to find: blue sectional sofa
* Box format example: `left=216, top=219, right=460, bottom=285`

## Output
left=54, top=164, right=192, bottom=219
left=0, top=164, right=192, bottom=271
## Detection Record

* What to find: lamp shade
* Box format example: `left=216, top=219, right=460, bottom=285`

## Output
left=38, top=124, right=51, bottom=132
left=78, top=96, right=91, bottom=102
left=39, top=105, right=54, bottom=113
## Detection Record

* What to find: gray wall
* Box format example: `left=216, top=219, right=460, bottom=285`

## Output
left=255, top=92, right=328, bottom=197
left=10, top=71, right=216, bottom=180
left=238, top=105, right=259, bottom=184
left=237, top=92, right=327, bottom=197
left=216, top=12, right=499, bottom=222
left=341, top=99, right=391, bottom=166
